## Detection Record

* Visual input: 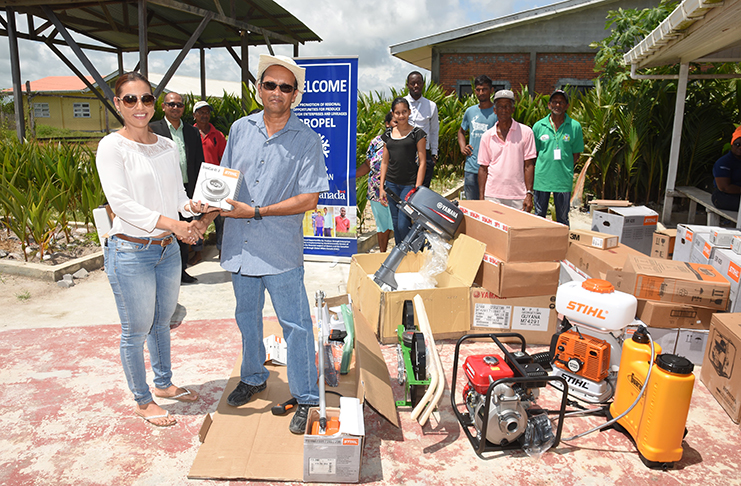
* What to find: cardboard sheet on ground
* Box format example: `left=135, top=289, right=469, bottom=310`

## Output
left=189, top=310, right=398, bottom=481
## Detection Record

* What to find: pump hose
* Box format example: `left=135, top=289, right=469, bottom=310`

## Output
left=561, top=327, right=655, bottom=441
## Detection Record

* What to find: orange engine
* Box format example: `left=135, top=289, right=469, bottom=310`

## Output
left=553, top=330, right=611, bottom=382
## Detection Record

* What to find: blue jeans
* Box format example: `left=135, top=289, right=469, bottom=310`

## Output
left=533, top=190, right=571, bottom=226
left=104, top=235, right=181, bottom=405
left=385, top=182, right=415, bottom=246
left=232, top=266, right=319, bottom=405
left=464, top=172, right=479, bottom=200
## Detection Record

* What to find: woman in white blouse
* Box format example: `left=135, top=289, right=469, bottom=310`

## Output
left=97, top=72, right=203, bottom=427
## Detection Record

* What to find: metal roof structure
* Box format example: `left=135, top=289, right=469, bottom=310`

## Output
left=0, top=0, right=320, bottom=140
left=623, top=0, right=741, bottom=226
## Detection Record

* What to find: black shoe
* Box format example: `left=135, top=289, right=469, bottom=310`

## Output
left=289, top=404, right=312, bottom=435
left=227, top=381, right=267, bottom=407
left=181, top=271, right=197, bottom=284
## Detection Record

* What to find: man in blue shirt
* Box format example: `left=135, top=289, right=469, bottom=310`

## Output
left=457, top=75, right=497, bottom=200
left=194, top=55, right=328, bottom=434
left=712, top=126, right=741, bottom=210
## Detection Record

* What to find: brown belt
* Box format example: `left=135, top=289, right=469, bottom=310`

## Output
left=115, top=234, right=175, bottom=246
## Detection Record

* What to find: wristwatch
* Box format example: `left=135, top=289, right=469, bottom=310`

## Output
left=254, top=206, right=262, bottom=220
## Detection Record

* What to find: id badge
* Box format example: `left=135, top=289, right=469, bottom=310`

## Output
left=554, top=148, right=561, bottom=160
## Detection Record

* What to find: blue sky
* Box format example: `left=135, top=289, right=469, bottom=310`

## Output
left=0, top=0, right=557, bottom=95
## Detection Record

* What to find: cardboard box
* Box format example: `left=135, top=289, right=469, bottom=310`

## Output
left=673, top=224, right=722, bottom=262
left=651, top=229, right=676, bottom=260
left=303, top=399, right=364, bottom=483
left=676, top=329, right=709, bottom=365
left=690, top=233, right=721, bottom=265
left=189, top=305, right=399, bottom=481
left=564, top=242, right=644, bottom=279
left=732, top=235, right=741, bottom=255
left=469, top=289, right=557, bottom=344
left=701, top=313, right=741, bottom=423
left=560, top=259, right=589, bottom=284
left=459, top=200, right=568, bottom=263
left=710, top=228, right=741, bottom=247
left=475, top=253, right=559, bottom=298
left=636, top=300, right=714, bottom=330
left=569, top=228, right=619, bottom=250
left=192, top=164, right=244, bottom=210
left=607, top=256, right=730, bottom=311
left=591, top=205, right=658, bottom=255
left=347, top=234, right=486, bottom=343
left=711, top=248, right=741, bottom=313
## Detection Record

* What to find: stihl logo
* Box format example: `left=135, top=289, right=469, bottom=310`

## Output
left=703, top=243, right=712, bottom=259
left=566, top=301, right=608, bottom=319
left=223, top=168, right=240, bottom=178
left=728, top=262, right=741, bottom=283
left=643, top=216, right=658, bottom=226
left=342, top=438, right=359, bottom=446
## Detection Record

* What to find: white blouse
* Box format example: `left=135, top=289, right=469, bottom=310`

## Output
left=96, top=132, right=193, bottom=238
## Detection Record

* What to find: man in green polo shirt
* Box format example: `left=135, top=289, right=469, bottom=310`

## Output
left=532, top=90, right=583, bottom=226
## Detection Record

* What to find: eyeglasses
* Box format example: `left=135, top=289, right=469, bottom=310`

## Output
left=117, top=94, right=156, bottom=108
left=260, top=81, right=295, bottom=94
left=164, top=102, right=185, bottom=109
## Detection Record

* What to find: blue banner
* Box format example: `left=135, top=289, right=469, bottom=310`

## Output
left=294, top=57, right=358, bottom=257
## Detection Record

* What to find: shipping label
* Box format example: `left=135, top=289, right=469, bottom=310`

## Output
left=473, top=303, right=511, bottom=329
left=511, top=306, right=550, bottom=332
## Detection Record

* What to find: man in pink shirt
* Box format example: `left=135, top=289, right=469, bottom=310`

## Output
left=334, top=207, right=351, bottom=234
left=477, top=90, right=536, bottom=212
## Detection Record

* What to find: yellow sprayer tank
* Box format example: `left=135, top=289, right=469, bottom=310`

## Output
left=610, top=328, right=695, bottom=469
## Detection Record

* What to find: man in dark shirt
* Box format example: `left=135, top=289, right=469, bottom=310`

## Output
left=712, top=126, right=741, bottom=211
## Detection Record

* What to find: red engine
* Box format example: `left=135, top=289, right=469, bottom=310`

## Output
left=463, top=354, right=515, bottom=395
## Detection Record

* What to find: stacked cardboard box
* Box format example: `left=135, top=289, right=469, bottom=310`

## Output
left=591, top=205, right=658, bottom=255
left=673, top=224, right=724, bottom=262
left=651, top=229, right=676, bottom=260
left=459, top=201, right=568, bottom=344
left=701, top=313, right=741, bottom=424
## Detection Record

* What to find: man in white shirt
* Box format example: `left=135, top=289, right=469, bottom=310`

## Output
left=404, top=71, right=439, bottom=188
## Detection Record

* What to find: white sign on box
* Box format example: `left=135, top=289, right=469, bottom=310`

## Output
left=192, top=164, right=244, bottom=210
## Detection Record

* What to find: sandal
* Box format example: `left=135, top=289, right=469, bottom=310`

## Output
left=136, top=410, right=176, bottom=427
left=155, top=387, right=199, bottom=402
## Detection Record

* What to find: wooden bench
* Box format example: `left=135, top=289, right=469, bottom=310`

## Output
left=675, top=186, right=738, bottom=226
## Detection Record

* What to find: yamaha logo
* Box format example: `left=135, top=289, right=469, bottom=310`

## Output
left=436, top=201, right=459, bottom=219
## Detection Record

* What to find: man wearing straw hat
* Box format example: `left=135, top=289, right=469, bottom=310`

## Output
left=193, top=55, right=328, bottom=434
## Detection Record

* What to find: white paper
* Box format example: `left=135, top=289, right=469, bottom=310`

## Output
left=472, top=303, right=511, bottom=329
left=511, top=306, right=549, bottom=332
left=339, top=397, right=365, bottom=436
left=263, top=334, right=287, bottom=366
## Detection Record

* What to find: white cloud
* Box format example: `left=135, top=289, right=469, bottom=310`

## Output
left=0, top=1, right=552, bottom=96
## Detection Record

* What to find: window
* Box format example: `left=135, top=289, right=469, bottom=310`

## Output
left=456, top=80, right=511, bottom=100
left=73, top=102, right=91, bottom=118
left=33, top=103, right=50, bottom=118
left=556, top=79, right=594, bottom=99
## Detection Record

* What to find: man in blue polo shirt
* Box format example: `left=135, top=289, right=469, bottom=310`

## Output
left=194, top=54, right=328, bottom=435
left=532, top=90, right=583, bottom=226
left=458, top=75, right=497, bottom=200
left=712, top=126, right=741, bottom=211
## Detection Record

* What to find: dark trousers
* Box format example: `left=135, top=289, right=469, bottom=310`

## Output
left=422, top=149, right=435, bottom=188
left=712, top=189, right=741, bottom=211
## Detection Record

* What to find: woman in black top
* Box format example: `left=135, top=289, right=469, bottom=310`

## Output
left=379, top=97, right=427, bottom=245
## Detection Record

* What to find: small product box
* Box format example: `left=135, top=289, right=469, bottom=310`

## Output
left=651, top=229, right=676, bottom=260
left=701, top=313, right=741, bottom=424
left=303, top=398, right=365, bottom=483
left=711, top=248, right=741, bottom=313
left=192, top=164, right=244, bottom=210
left=690, top=233, right=720, bottom=265
left=709, top=228, right=741, bottom=247
left=569, top=229, right=619, bottom=250
left=673, top=224, right=723, bottom=262
left=732, top=235, right=741, bottom=255
left=591, top=205, right=658, bottom=255
left=676, top=329, right=709, bottom=365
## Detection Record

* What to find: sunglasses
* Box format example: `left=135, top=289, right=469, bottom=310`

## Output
left=261, top=81, right=295, bottom=94
left=117, top=94, right=155, bottom=108
left=164, top=102, right=185, bottom=109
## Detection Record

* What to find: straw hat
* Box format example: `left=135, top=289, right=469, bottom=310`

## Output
left=255, top=54, right=305, bottom=109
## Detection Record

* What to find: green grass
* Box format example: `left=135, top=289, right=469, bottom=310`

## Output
left=16, top=289, right=30, bottom=301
